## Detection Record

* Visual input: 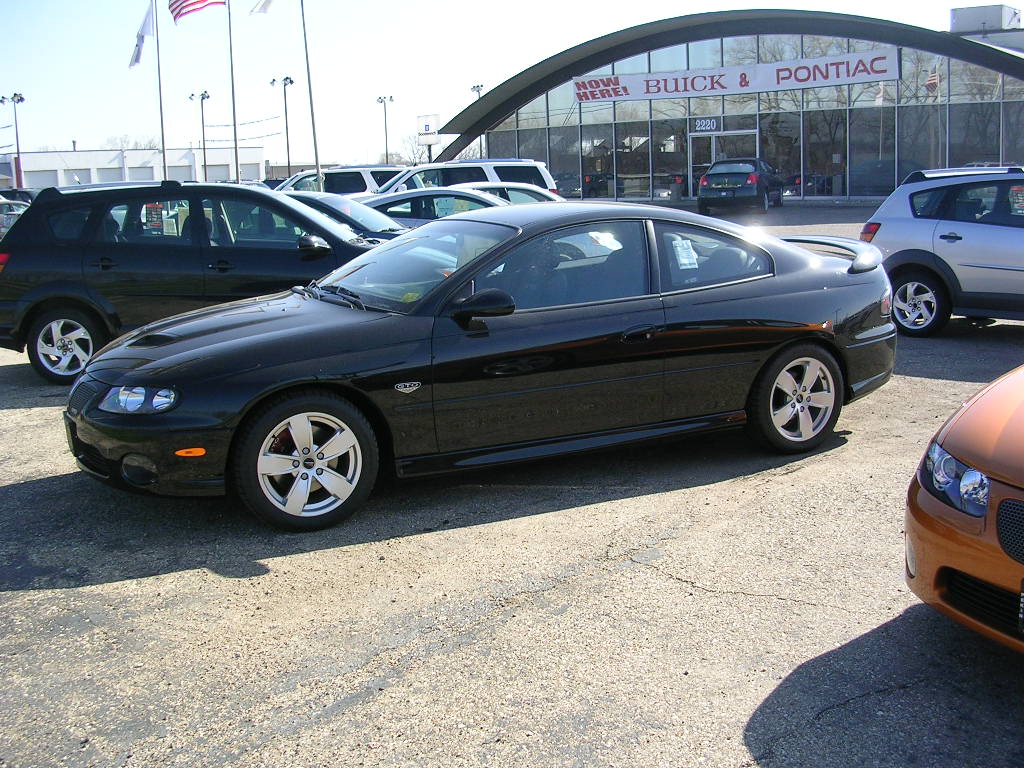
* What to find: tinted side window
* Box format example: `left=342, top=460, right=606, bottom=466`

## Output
left=47, top=207, right=93, bottom=241
left=475, top=221, right=649, bottom=310
left=495, top=166, right=546, bottom=186
left=292, top=174, right=319, bottom=191
left=430, top=195, right=491, bottom=219
left=324, top=172, right=367, bottom=194
left=204, top=197, right=312, bottom=248
left=507, top=189, right=546, bottom=203
left=441, top=167, right=488, bottom=185
left=948, top=183, right=998, bottom=223
left=654, top=221, right=771, bottom=291
left=407, top=169, right=443, bottom=189
left=910, top=188, right=947, bottom=219
left=371, top=170, right=401, bottom=186
left=97, top=198, right=190, bottom=244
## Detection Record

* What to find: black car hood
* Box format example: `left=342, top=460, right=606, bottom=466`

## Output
left=86, top=291, right=410, bottom=383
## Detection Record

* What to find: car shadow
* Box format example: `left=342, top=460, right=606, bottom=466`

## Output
left=0, top=359, right=69, bottom=410
left=894, top=319, right=1024, bottom=383
left=743, top=605, right=1024, bottom=767
left=0, top=428, right=847, bottom=592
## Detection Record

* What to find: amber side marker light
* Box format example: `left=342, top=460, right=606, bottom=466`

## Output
left=859, top=222, right=881, bottom=242
left=175, top=448, right=207, bottom=457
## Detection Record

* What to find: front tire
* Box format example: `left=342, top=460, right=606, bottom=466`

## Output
left=747, top=344, right=844, bottom=453
left=26, top=308, right=106, bottom=385
left=891, top=270, right=950, bottom=337
left=232, top=390, right=379, bottom=531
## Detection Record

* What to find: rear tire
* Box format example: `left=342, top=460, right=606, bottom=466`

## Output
left=891, top=270, right=950, bottom=337
left=232, top=390, right=379, bottom=531
left=26, top=308, right=106, bottom=385
left=747, top=344, right=844, bottom=453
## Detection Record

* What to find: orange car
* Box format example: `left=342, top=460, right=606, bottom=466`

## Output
left=905, top=363, right=1024, bottom=652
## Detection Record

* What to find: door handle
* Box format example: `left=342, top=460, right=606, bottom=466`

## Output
left=939, top=232, right=963, bottom=242
left=207, top=260, right=235, bottom=271
left=89, top=258, right=118, bottom=269
left=621, top=324, right=656, bottom=343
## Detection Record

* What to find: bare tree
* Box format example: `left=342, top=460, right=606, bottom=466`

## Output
left=401, top=135, right=429, bottom=165
left=101, top=135, right=160, bottom=150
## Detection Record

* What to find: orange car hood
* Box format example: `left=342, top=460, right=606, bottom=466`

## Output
left=939, top=365, right=1024, bottom=489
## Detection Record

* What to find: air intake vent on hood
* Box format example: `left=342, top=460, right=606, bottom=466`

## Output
left=128, top=333, right=178, bottom=347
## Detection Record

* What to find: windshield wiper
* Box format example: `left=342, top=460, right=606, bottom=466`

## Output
left=291, top=283, right=321, bottom=299
left=319, top=284, right=365, bottom=310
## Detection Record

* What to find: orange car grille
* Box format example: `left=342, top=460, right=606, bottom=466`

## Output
left=945, top=569, right=1022, bottom=640
left=997, top=499, right=1024, bottom=565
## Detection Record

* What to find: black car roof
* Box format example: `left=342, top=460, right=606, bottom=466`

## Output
left=35, top=179, right=287, bottom=205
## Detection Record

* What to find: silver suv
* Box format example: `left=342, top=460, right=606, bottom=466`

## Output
left=861, top=167, right=1024, bottom=336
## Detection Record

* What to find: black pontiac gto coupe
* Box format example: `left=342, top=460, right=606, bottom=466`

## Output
left=65, top=202, right=896, bottom=530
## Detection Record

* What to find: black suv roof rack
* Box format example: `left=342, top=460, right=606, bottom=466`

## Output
left=901, top=167, right=1024, bottom=184
left=34, top=179, right=187, bottom=204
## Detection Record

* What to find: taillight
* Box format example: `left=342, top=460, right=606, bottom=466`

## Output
left=699, top=175, right=709, bottom=187
left=859, top=222, right=881, bottom=242
left=584, top=175, right=592, bottom=183
left=0, top=253, right=9, bottom=274
left=549, top=188, right=558, bottom=194
left=673, top=176, right=683, bottom=184
left=745, top=173, right=758, bottom=185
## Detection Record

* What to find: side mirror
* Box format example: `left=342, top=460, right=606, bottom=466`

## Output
left=298, top=234, right=332, bottom=253
left=451, top=288, right=515, bottom=325
left=396, top=183, right=408, bottom=192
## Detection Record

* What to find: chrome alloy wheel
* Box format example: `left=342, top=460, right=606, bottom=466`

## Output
left=893, top=280, right=937, bottom=330
left=36, top=318, right=94, bottom=377
left=256, top=411, right=362, bottom=518
left=768, top=357, right=837, bottom=443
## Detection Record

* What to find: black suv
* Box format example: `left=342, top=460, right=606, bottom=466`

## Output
left=0, top=180, right=372, bottom=384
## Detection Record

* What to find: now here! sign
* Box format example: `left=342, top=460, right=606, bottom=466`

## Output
left=572, top=46, right=899, bottom=102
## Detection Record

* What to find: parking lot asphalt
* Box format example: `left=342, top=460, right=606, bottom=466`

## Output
left=2, top=206, right=1024, bottom=768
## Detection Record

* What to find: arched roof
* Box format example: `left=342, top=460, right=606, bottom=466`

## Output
left=437, top=9, right=1024, bottom=161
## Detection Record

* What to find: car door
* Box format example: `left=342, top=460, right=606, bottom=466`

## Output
left=431, top=220, right=665, bottom=453
left=83, top=192, right=208, bottom=329
left=652, top=221, right=782, bottom=420
left=931, top=181, right=1024, bottom=301
left=200, top=194, right=340, bottom=302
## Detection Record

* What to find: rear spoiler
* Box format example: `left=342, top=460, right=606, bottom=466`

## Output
left=781, top=235, right=882, bottom=274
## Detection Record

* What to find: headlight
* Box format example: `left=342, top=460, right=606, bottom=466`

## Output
left=98, top=386, right=178, bottom=414
left=921, top=441, right=990, bottom=517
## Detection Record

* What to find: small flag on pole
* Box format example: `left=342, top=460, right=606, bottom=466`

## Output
left=129, top=2, right=154, bottom=67
left=250, top=0, right=273, bottom=13
left=168, top=0, right=226, bottom=24
left=925, top=68, right=940, bottom=92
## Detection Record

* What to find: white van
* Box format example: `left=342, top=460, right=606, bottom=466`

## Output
left=276, top=165, right=406, bottom=195
left=376, top=159, right=558, bottom=195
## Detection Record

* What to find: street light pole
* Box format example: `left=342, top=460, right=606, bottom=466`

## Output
left=189, top=91, right=210, bottom=181
left=470, top=84, right=485, bottom=159
left=1, top=94, right=25, bottom=187
left=376, top=96, right=392, bottom=163
left=271, top=77, right=294, bottom=176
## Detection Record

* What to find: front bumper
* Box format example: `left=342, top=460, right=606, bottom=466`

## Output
left=905, top=474, right=1024, bottom=653
left=65, top=377, right=232, bottom=497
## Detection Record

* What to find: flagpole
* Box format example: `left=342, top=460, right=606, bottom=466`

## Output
left=226, top=0, right=241, bottom=183
left=152, top=0, right=168, bottom=179
left=300, top=0, right=321, bottom=191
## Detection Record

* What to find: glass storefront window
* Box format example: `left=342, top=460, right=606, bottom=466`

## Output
left=802, top=35, right=847, bottom=57
left=493, top=113, right=516, bottom=131
left=690, top=96, right=723, bottom=116
left=723, top=36, right=757, bottom=66
left=849, top=107, right=895, bottom=196
left=486, top=130, right=517, bottom=159
left=949, top=102, right=1000, bottom=166
left=804, top=86, right=848, bottom=110
left=615, top=100, right=650, bottom=121
left=949, top=60, right=1001, bottom=102
left=851, top=79, right=896, bottom=108
left=548, top=126, right=580, bottom=197
left=614, top=54, right=648, bottom=74
left=1003, top=102, right=1024, bottom=163
left=651, top=43, right=686, bottom=72
left=517, top=128, right=547, bottom=164
left=615, top=121, right=651, bottom=198
left=897, top=104, right=947, bottom=178
left=652, top=98, right=687, bottom=119
left=1006, top=76, right=1024, bottom=101
left=760, top=90, right=802, bottom=112
left=582, top=124, right=614, bottom=197
left=688, top=39, right=721, bottom=69
left=759, top=34, right=801, bottom=63
left=580, top=65, right=614, bottom=125
left=652, top=119, right=687, bottom=199
left=548, top=82, right=580, bottom=127
left=760, top=112, right=801, bottom=194
left=900, top=51, right=947, bottom=104
left=517, top=94, right=547, bottom=129
left=803, top=109, right=847, bottom=195
left=724, top=91, right=757, bottom=115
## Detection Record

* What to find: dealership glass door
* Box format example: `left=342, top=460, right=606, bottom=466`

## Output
left=689, top=132, right=757, bottom=196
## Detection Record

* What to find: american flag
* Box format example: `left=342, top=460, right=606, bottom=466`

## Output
left=925, top=68, right=941, bottom=92
left=168, top=0, right=226, bottom=23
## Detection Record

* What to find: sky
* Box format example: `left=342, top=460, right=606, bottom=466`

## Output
left=1, top=0, right=954, bottom=166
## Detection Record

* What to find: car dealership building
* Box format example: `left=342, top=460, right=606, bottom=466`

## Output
left=438, top=7, right=1024, bottom=200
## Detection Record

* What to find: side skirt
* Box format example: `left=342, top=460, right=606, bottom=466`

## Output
left=395, top=411, right=747, bottom=478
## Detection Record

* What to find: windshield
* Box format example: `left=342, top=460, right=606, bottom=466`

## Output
left=317, top=219, right=517, bottom=313
left=710, top=162, right=756, bottom=174
left=323, top=196, right=405, bottom=232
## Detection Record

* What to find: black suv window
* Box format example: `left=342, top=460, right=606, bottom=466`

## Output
left=654, top=221, right=771, bottom=291
left=48, top=207, right=93, bottom=241
left=495, top=165, right=546, bottom=186
left=324, top=172, right=367, bottom=194
left=99, top=198, right=191, bottom=243
left=204, top=197, right=313, bottom=248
